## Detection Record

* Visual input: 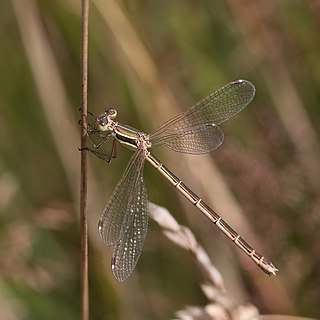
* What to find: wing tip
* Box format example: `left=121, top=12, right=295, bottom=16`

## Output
left=231, top=79, right=256, bottom=98
left=232, top=79, right=254, bottom=86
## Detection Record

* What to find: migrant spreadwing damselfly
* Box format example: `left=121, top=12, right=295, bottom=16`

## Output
left=84, top=79, right=278, bottom=282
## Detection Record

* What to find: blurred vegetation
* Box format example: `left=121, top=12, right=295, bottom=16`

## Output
left=1, top=0, right=320, bottom=319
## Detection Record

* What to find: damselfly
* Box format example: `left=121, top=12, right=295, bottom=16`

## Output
left=84, top=79, right=278, bottom=282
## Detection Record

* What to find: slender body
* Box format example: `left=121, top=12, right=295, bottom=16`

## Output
left=87, top=80, right=278, bottom=281
left=146, top=153, right=276, bottom=275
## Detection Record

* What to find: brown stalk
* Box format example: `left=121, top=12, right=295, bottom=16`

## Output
left=80, top=0, right=89, bottom=319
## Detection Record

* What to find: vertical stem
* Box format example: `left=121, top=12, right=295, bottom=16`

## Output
left=80, top=0, right=89, bottom=319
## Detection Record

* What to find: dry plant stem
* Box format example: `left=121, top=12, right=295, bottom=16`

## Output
left=149, top=203, right=236, bottom=313
left=228, top=0, right=320, bottom=192
left=150, top=204, right=261, bottom=319
left=11, top=0, right=81, bottom=195
left=80, top=0, right=89, bottom=319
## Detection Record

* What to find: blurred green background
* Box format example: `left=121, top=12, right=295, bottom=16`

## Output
left=1, top=0, right=320, bottom=319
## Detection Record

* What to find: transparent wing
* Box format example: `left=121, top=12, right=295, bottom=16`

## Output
left=150, top=79, right=255, bottom=154
left=87, top=128, right=110, bottom=148
left=98, top=150, right=146, bottom=245
left=86, top=140, right=117, bottom=163
left=151, top=123, right=224, bottom=154
left=111, top=174, right=148, bottom=282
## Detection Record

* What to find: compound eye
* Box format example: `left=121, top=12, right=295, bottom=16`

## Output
left=107, top=108, right=117, bottom=119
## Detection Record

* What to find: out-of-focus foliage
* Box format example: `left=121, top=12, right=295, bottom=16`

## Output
left=1, top=0, right=320, bottom=319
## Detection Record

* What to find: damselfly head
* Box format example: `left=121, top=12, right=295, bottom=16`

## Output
left=97, top=108, right=118, bottom=131
left=106, top=108, right=117, bottom=119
